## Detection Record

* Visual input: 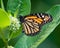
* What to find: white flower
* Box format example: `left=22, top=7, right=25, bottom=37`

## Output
left=9, top=16, right=20, bottom=32
left=8, top=46, right=14, bottom=48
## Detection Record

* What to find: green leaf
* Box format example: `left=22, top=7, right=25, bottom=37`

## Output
left=0, top=8, right=10, bottom=28
left=15, top=5, right=60, bottom=48
left=7, top=0, right=31, bottom=16
left=7, top=0, right=31, bottom=39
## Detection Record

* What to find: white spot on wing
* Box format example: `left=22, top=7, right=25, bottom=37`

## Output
left=42, top=15, right=44, bottom=18
left=44, top=19, right=46, bottom=21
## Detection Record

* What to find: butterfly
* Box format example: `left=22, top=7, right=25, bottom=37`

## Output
left=19, top=13, right=52, bottom=36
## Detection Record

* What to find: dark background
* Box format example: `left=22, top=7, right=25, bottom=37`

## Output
left=31, top=0, right=60, bottom=48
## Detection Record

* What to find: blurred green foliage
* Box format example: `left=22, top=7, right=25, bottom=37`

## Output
left=37, top=24, right=60, bottom=48
left=31, top=0, right=60, bottom=13
left=7, top=0, right=31, bottom=16
left=31, top=0, right=60, bottom=48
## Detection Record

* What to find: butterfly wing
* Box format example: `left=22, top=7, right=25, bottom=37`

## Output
left=22, top=16, right=42, bottom=35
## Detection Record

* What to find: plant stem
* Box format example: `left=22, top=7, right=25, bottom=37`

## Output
left=1, top=0, right=5, bottom=10
left=5, top=41, right=8, bottom=48
left=0, top=29, right=8, bottom=48
left=1, top=34, right=8, bottom=48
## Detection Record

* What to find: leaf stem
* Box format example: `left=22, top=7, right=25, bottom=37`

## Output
left=8, top=32, right=14, bottom=41
left=14, top=9, right=19, bottom=18
left=1, top=0, right=5, bottom=10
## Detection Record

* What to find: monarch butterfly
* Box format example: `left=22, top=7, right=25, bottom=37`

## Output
left=19, top=13, right=52, bottom=36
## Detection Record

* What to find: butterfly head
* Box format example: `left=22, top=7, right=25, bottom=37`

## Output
left=19, top=16, right=25, bottom=23
left=41, top=14, right=52, bottom=23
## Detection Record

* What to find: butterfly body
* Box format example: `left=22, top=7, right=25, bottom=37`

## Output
left=19, top=13, right=52, bottom=36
